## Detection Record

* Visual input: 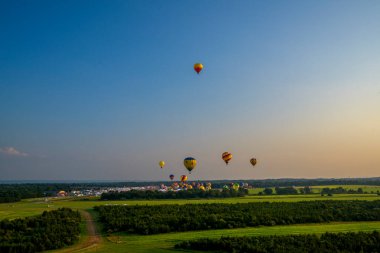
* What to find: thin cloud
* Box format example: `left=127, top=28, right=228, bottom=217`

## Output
left=0, top=147, right=29, bottom=157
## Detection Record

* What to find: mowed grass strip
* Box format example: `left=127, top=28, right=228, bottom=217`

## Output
left=1, top=194, right=379, bottom=220
left=86, top=221, right=380, bottom=253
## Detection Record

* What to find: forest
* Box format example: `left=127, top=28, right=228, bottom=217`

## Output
left=175, top=231, right=380, bottom=253
left=100, top=188, right=248, bottom=200
left=95, top=200, right=380, bottom=234
left=0, top=208, right=81, bottom=253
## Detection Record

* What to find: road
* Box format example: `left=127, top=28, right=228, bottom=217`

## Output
left=53, top=210, right=101, bottom=252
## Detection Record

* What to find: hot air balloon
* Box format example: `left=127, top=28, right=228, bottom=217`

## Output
left=222, top=152, right=232, bottom=165
left=250, top=158, right=257, bottom=167
left=199, top=185, right=206, bottom=191
left=180, top=175, right=188, bottom=182
left=232, top=183, right=240, bottom=191
left=194, top=63, right=203, bottom=74
left=159, top=161, right=165, bottom=169
left=223, top=185, right=230, bottom=190
left=184, top=157, right=197, bottom=174
left=169, top=174, right=174, bottom=181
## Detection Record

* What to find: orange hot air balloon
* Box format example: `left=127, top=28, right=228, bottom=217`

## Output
left=222, top=152, right=232, bottom=165
left=194, top=63, right=203, bottom=74
left=250, top=158, right=257, bottom=167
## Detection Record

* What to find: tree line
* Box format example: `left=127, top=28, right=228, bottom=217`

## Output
left=0, top=208, right=81, bottom=253
left=320, top=187, right=371, bottom=195
left=259, top=186, right=376, bottom=195
left=0, top=184, right=76, bottom=203
left=2, top=177, right=380, bottom=203
left=211, top=178, right=380, bottom=188
left=175, top=231, right=380, bottom=253
left=95, top=200, right=380, bottom=235
left=101, top=189, right=248, bottom=200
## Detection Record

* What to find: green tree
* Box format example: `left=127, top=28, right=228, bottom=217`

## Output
left=263, top=188, right=273, bottom=195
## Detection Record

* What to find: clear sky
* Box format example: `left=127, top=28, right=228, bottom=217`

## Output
left=1, top=0, right=379, bottom=181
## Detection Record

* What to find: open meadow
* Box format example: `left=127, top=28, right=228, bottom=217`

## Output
left=1, top=188, right=380, bottom=253
left=75, top=221, right=380, bottom=253
left=1, top=192, right=379, bottom=220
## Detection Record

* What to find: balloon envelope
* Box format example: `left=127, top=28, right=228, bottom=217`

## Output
left=222, top=152, right=232, bottom=165
left=184, top=157, right=197, bottom=173
left=180, top=175, right=188, bottom=182
left=194, top=63, right=203, bottom=74
left=232, top=183, right=240, bottom=191
left=250, top=158, right=257, bottom=166
left=169, top=174, right=174, bottom=180
left=159, top=161, right=165, bottom=169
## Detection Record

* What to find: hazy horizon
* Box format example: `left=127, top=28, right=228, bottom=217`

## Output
left=1, top=1, right=379, bottom=180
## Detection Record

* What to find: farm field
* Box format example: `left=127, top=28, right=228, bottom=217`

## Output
left=1, top=193, right=380, bottom=220
left=1, top=188, right=379, bottom=253
left=52, top=221, right=380, bottom=253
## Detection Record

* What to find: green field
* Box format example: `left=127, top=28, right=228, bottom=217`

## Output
left=57, top=221, right=380, bottom=253
left=1, top=187, right=379, bottom=253
left=1, top=193, right=379, bottom=220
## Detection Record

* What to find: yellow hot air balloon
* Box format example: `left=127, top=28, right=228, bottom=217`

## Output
left=184, top=157, right=197, bottom=174
left=222, top=152, right=232, bottom=165
left=250, top=158, right=257, bottom=167
left=199, top=185, right=206, bottom=191
left=194, top=63, right=203, bottom=74
left=180, top=175, right=188, bottom=182
left=159, top=161, right=165, bottom=169
left=232, top=183, right=240, bottom=191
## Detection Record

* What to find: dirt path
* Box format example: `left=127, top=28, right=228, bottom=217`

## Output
left=53, top=210, right=102, bottom=252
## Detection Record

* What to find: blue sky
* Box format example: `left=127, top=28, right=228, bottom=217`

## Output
left=1, top=0, right=380, bottom=180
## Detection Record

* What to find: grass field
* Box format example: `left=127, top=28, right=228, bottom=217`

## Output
left=1, top=193, right=379, bottom=220
left=1, top=187, right=379, bottom=253
left=1, top=193, right=380, bottom=220
left=55, top=221, right=380, bottom=253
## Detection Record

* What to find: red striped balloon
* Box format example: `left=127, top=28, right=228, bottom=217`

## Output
left=222, top=152, right=232, bottom=165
